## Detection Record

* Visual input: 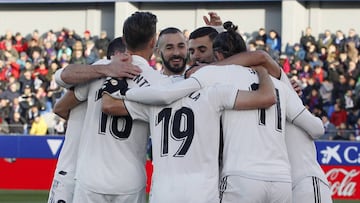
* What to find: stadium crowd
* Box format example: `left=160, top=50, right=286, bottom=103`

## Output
left=0, top=26, right=359, bottom=141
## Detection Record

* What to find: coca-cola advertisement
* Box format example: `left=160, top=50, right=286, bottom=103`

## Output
left=316, top=141, right=360, bottom=200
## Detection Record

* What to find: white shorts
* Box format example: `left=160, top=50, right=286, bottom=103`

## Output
left=292, top=176, right=333, bottom=203
left=48, top=170, right=76, bottom=203
left=219, top=175, right=292, bottom=203
left=72, top=182, right=146, bottom=203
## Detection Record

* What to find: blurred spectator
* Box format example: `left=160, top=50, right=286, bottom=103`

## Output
left=56, top=42, right=72, bottom=63
left=19, top=85, right=41, bottom=114
left=82, top=30, right=94, bottom=47
left=333, top=122, right=351, bottom=140
left=332, top=74, right=350, bottom=104
left=43, top=30, right=57, bottom=46
left=319, top=77, right=334, bottom=112
left=346, top=41, right=359, bottom=63
left=65, top=29, right=81, bottom=49
left=334, top=30, right=346, bottom=53
left=330, top=103, right=348, bottom=127
left=0, top=82, right=20, bottom=103
left=1, top=40, right=19, bottom=60
left=255, top=27, right=267, bottom=48
left=300, top=27, right=317, bottom=51
left=84, top=40, right=99, bottom=64
left=9, top=112, right=26, bottom=134
left=95, top=30, right=110, bottom=59
left=305, top=88, right=323, bottom=112
left=26, top=35, right=42, bottom=59
left=321, top=112, right=337, bottom=139
left=0, top=58, right=20, bottom=81
left=16, top=51, right=29, bottom=70
left=29, top=114, right=48, bottom=135
left=317, top=29, right=333, bottom=51
left=70, top=48, right=86, bottom=64
left=0, top=117, right=9, bottom=134
left=18, top=70, right=34, bottom=93
left=346, top=28, right=360, bottom=51
left=266, top=29, right=281, bottom=56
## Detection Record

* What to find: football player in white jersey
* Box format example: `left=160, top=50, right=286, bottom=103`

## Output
left=47, top=37, right=130, bottom=203
left=119, top=21, right=325, bottom=203
left=277, top=76, right=333, bottom=203
left=101, top=65, right=276, bottom=203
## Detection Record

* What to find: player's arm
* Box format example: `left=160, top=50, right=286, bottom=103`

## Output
left=102, top=94, right=129, bottom=116
left=53, top=90, right=82, bottom=120
left=125, top=78, right=202, bottom=105
left=55, top=55, right=141, bottom=87
left=233, top=66, right=276, bottom=110
left=214, top=50, right=282, bottom=79
left=286, top=86, right=324, bottom=139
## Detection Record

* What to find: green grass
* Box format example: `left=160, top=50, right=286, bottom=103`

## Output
left=0, top=190, right=49, bottom=203
left=0, top=190, right=358, bottom=203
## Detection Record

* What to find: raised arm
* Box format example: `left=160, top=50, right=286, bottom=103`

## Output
left=55, top=55, right=142, bottom=87
left=215, top=50, right=282, bottom=79
left=233, top=66, right=276, bottom=110
left=53, top=90, right=82, bottom=120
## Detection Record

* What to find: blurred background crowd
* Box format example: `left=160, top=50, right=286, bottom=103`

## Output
left=0, top=26, right=359, bottom=141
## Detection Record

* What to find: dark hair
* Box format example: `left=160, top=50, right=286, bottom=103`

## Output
left=107, top=37, right=126, bottom=59
left=156, top=27, right=182, bottom=48
left=123, top=11, right=157, bottom=51
left=189, top=26, right=218, bottom=41
left=212, top=21, right=247, bottom=58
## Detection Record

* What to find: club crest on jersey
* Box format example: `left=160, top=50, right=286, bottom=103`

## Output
left=110, top=79, right=118, bottom=86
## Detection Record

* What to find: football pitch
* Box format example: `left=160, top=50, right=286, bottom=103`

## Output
left=0, top=190, right=358, bottom=203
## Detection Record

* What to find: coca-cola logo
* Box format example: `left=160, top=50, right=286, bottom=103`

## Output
left=326, top=168, right=360, bottom=197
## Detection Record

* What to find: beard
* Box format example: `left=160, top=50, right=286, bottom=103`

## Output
left=161, top=52, right=187, bottom=74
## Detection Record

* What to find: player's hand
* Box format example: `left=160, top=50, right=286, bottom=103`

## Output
left=100, top=77, right=129, bottom=99
left=105, top=54, right=142, bottom=79
left=184, top=63, right=207, bottom=79
left=203, top=12, right=222, bottom=26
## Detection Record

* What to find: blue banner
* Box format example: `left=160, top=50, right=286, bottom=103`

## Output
left=315, top=140, right=360, bottom=166
left=0, top=135, right=64, bottom=159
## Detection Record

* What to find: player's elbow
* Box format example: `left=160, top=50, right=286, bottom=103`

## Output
left=308, top=119, right=325, bottom=139
left=53, top=104, right=69, bottom=120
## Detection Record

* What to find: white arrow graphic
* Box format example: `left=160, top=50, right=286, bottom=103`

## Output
left=47, top=139, right=63, bottom=156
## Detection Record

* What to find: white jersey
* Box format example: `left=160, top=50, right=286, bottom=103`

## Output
left=191, top=65, right=305, bottom=182
left=53, top=101, right=87, bottom=177
left=124, top=85, right=238, bottom=203
left=278, top=72, right=329, bottom=187
left=74, top=55, right=170, bottom=194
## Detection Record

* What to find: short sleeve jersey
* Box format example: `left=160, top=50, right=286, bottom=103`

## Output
left=125, top=84, right=238, bottom=203
left=74, top=55, right=171, bottom=194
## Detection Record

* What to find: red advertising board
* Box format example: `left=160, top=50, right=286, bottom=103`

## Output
left=321, top=166, right=360, bottom=200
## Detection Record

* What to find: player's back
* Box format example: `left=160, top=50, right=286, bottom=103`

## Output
left=125, top=84, right=238, bottom=203
left=216, top=69, right=291, bottom=182
left=191, top=65, right=299, bottom=181
left=75, top=55, right=170, bottom=194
